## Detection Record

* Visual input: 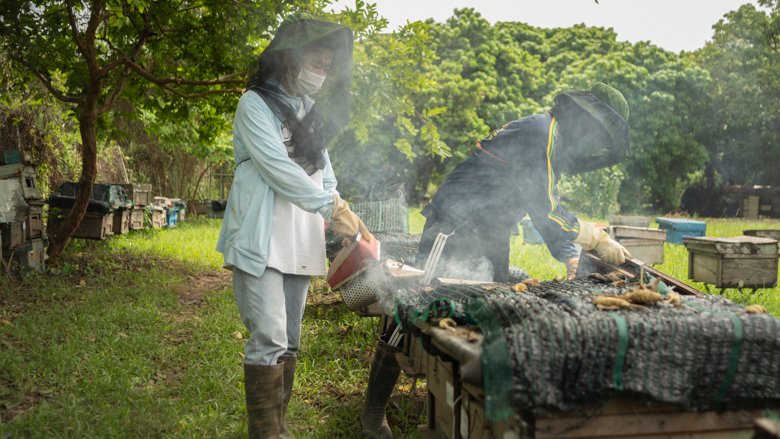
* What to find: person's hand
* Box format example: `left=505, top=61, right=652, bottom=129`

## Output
left=329, top=194, right=374, bottom=241
left=566, top=257, right=579, bottom=280
left=574, top=221, right=631, bottom=265
left=593, top=235, right=631, bottom=265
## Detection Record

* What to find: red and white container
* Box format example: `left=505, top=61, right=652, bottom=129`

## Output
left=326, top=233, right=382, bottom=310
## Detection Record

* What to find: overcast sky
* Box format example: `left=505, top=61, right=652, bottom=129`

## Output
left=328, top=0, right=760, bottom=53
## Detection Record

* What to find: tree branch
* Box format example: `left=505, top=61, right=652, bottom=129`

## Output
left=98, top=66, right=132, bottom=113
left=122, top=59, right=245, bottom=87
left=10, top=55, right=83, bottom=104
left=100, top=28, right=149, bottom=77
left=84, top=0, right=106, bottom=77
left=65, top=0, right=88, bottom=60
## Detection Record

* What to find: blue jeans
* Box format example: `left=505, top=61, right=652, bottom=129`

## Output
left=232, top=267, right=310, bottom=365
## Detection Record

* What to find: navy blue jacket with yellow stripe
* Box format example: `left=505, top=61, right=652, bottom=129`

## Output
left=418, top=113, right=579, bottom=279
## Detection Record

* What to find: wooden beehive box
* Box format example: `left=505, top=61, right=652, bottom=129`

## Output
left=683, top=236, right=779, bottom=288
left=26, top=199, right=44, bottom=240
left=119, top=183, right=152, bottom=207
left=191, top=200, right=208, bottom=215
left=0, top=164, right=41, bottom=200
left=1, top=221, right=25, bottom=254
left=609, top=226, right=666, bottom=265
left=416, top=321, right=780, bottom=439
left=533, top=398, right=770, bottom=439
left=397, top=333, right=428, bottom=378
left=129, top=207, right=145, bottom=230
left=48, top=208, right=114, bottom=240
left=147, top=206, right=166, bottom=229
left=458, top=383, right=526, bottom=439
left=744, top=229, right=780, bottom=241
left=607, top=215, right=650, bottom=228
left=12, top=237, right=47, bottom=270
left=112, top=209, right=130, bottom=235
left=376, top=314, right=428, bottom=377
left=74, top=212, right=114, bottom=240
left=207, top=200, right=226, bottom=219
left=426, top=354, right=456, bottom=439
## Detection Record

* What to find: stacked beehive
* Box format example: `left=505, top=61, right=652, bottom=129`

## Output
left=170, top=198, right=187, bottom=223
left=152, top=196, right=179, bottom=227
left=0, top=151, right=47, bottom=270
left=206, top=200, right=227, bottom=219
left=119, top=183, right=152, bottom=230
left=48, top=183, right=131, bottom=240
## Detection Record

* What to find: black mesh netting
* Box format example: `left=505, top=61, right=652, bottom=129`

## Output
left=351, top=197, right=408, bottom=233
left=393, top=278, right=780, bottom=421
left=376, top=232, right=420, bottom=265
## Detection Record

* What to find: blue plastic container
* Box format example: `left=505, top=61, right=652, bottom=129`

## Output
left=655, top=217, right=706, bottom=244
left=166, top=206, right=180, bottom=227
left=519, top=218, right=544, bottom=245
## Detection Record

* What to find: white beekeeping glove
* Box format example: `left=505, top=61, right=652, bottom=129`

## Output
left=574, top=221, right=631, bottom=265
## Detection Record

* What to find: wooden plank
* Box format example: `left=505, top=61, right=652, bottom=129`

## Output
left=462, top=383, right=760, bottom=439
left=689, top=251, right=721, bottom=285
left=721, top=257, right=778, bottom=288
left=683, top=236, right=778, bottom=256
left=584, top=431, right=752, bottom=439
left=576, top=252, right=703, bottom=296
left=535, top=408, right=761, bottom=438
left=397, top=334, right=428, bottom=377
left=426, top=354, right=457, bottom=439
left=608, top=216, right=651, bottom=228
left=416, top=320, right=482, bottom=365
left=754, top=417, right=780, bottom=439
left=611, top=226, right=666, bottom=241
left=617, top=239, right=664, bottom=265
left=538, top=399, right=681, bottom=419
left=688, top=247, right=778, bottom=288
left=745, top=230, right=780, bottom=241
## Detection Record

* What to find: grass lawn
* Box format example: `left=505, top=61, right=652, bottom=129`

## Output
left=1, top=213, right=778, bottom=438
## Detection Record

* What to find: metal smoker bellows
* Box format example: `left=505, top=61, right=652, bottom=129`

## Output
left=325, top=233, right=383, bottom=311
left=327, top=232, right=426, bottom=312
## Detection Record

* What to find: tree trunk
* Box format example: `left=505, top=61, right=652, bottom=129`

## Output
left=177, top=153, right=191, bottom=198
left=189, top=164, right=210, bottom=201
left=187, top=163, right=211, bottom=214
left=115, top=143, right=130, bottom=184
left=47, top=91, right=99, bottom=262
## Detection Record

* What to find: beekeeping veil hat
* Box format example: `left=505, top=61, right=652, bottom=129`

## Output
left=552, top=82, right=630, bottom=174
left=247, top=13, right=354, bottom=169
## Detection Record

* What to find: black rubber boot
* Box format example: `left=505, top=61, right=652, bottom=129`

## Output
left=360, top=342, right=401, bottom=439
left=244, top=363, right=283, bottom=439
left=280, top=354, right=297, bottom=439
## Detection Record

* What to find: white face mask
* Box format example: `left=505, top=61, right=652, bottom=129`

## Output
left=296, top=68, right=326, bottom=96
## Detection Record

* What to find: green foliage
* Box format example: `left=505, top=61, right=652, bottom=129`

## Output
left=559, top=166, right=624, bottom=219
left=694, top=2, right=780, bottom=188
left=331, top=8, right=726, bottom=212
left=0, top=61, right=81, bottom=195
left=3, top=1, right=780, bottom=220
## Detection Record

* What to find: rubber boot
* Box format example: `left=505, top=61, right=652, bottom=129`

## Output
left=244, top=362, right=283, bottom=439
left=360, top=342, right=401, bottom=439
left=280, top=354, right=297, bottom=439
